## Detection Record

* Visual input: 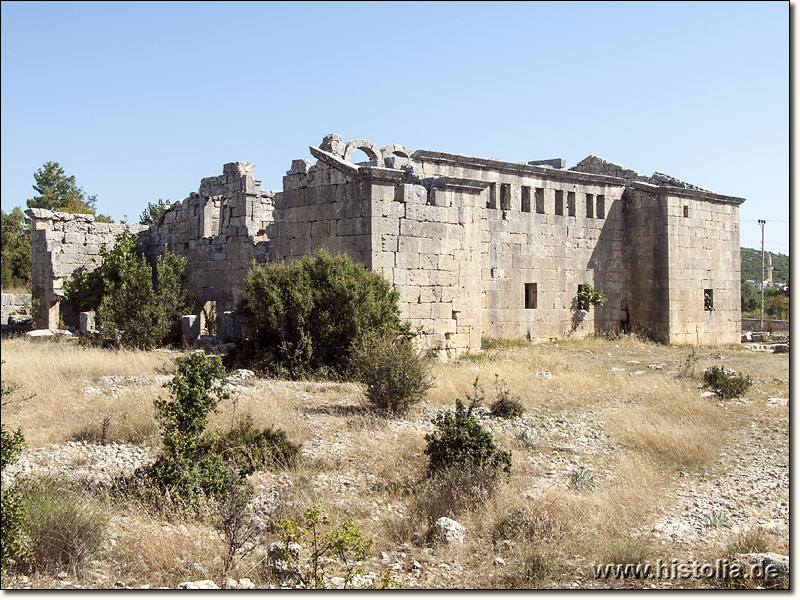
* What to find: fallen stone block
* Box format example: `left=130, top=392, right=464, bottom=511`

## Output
left=25, top=329, right=74, bottom=339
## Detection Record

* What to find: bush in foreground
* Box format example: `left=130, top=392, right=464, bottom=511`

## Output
left=350, top=329, right=434, bottom=414
left=232, top=250, right=407, bottom=378
left=206, top=415, right=301, bottom=472
left=424, top=380, right=511, bottom=493
left=17, top=478, right=108, bottom=575
left=703, top=366, right=753, bottom=399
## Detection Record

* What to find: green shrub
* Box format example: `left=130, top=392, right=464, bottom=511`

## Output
left=122, top=352, right=250, bottom=511
left=64, top=230, right=189, bottom=349
left=489, top=377, right=524, bottom=419
left=273, top=505, right=391, bottom=589
left=232, top=250, right=407, bottom=378
left=703, top=366, right=753, bottom=399
left=18, top=478, right=107, bottom=575
left=206, top=415, right=300, bottom=472
left=350, top=329, right=434, bottom=414
left=577, top=283, right=607, bottom=310
left=424, top=380, right=511, bottom=480
left=1, top=426, right=27, bottom=571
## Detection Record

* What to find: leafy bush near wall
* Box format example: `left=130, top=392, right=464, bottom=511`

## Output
left=64, top=231, right=189, bottom=349
left=349, top=328, right=434, bottom=414
left=232, top=250, right=407, bottom=378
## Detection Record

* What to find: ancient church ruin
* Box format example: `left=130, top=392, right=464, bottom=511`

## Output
left=27, top=134, right=745, bottom=354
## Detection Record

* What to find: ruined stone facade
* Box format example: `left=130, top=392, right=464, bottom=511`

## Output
left=27, top=135, right=745, bottom=353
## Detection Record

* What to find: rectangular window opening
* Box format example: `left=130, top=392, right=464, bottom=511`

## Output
left=521, top=186, right=531, bottom=212
left=525, top=283, right=538, bottom=309
left=500, top=183, right=511, bottom=210
left=555, top=190, right=564, bottom=216
left=683, top=205, right=690, bottom=218
left=596, top=194, right=605, bottom=219
left=704, top=289, right=714, bottom=312
left=567, top=191, right=576, bottom=217
left=535, top=187, right=545, bottom=214
left=487, top=183, right=497, bottom=209
left=586, top=194, right=594, bottom=218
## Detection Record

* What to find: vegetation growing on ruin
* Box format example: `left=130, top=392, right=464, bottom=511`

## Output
left=64, top=230, right=189, bottom=349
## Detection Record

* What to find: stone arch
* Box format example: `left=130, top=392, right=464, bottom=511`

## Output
left=343, top=139, right=382, bottom=163
left=380, top=144, right=413, bottom=159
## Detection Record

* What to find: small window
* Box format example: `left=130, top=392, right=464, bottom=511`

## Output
left=535, top=187, right=545, bottom=214
left=683, top=205, right=690, bottom=218
left=521, top=186, right=531, bottom=212
left=525, top=283, right=538, bottom=309
left=555, top=190, right=564, bottom=216
left=567, top=191, right=576, bottom=217
left=704, top=289, right=714, bottom=312
left=487, top=183, right=497, bottom=209
left=596, top=195, right=605, bottom=219
left=586, top=194, right=594, bottom=218
left=500, top=183, right=511, bottom=210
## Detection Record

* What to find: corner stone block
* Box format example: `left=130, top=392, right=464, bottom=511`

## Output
left=181, top=315, right=201, bottom=344
left=79, top=311, right=96, bottom=334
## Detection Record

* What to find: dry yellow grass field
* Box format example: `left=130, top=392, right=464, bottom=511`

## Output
left=0, top=334, right=789, bottom=589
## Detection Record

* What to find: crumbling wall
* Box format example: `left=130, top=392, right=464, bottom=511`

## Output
left=141, top=162, right=274, bottom=315
left=26, top=209, right=146, bottom=328
left=1, top=293, right=31, bottom=325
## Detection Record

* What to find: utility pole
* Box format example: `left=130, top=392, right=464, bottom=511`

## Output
left=759, top=219, right=766, bottom=331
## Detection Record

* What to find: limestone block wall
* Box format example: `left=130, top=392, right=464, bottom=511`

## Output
left=26, top=209, right=147, bottom=328
left=661, top=188, right=742, bottom=344
left=269, top=157, right=374, bottom=268
left=369, top=179, right=485, bottom=355
left=411, top=151, right=628, bottom=341
left=623, top=186, right=672, bottom=341
left=1, top=293, right=31, bottom=325
left=141, top=162, right=274, bottom=314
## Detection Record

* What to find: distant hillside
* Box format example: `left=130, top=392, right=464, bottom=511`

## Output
left=741, top=247, right=789, bottom=282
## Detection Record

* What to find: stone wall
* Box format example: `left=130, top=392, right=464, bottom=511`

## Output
left=1, top=293, right=31, bottom=325
left=140, top=162, right=273, bottom=315
left=413, top=151, right=628, bottom=342
left=26, top=209, right=146, bottom=328
left=659, top=186, right=742, bottom=344
left=24, top=134, right=745, bottom=353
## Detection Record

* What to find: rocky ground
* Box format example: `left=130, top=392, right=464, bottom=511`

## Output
left=0, top=341, right=789, bottom=589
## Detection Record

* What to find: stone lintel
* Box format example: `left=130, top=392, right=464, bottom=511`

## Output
left=631, top=181, right=745, bottom=205
left=428, top=177, right=491, bottom=193
left=308, top=145, right=360, bottom=177
left=412, top=150, right=626, bottom=186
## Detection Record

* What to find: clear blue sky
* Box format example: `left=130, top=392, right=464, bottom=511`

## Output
left=1, top=1, right=788, bottom=254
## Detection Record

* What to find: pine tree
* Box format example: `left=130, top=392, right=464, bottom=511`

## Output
left=26, top=161, right=111, bottom=221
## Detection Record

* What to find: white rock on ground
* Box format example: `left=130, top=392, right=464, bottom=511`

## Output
left=433, top=517, right=465, bottom=545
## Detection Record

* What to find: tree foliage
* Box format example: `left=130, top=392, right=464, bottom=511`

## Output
left=139, top=198, right=171, bottom=226
left=740, top=281, right=759, bottom=313
left=740, top=247, right=788, bottom=283
left=26, top=161, right=111, bottom=222
left=1, top=207, right=31, bottom=289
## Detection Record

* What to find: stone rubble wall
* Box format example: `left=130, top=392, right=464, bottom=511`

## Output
left=140, top=162, right=273, bottom=315
left=25, top=209, right=147, bottom=328
left=1, top=293, right=31, bottom=325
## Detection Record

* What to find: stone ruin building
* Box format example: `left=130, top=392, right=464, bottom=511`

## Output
left=26, top=134, right=745, bottom=355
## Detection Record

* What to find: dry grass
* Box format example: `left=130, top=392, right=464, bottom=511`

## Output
left=1, top=332, right=788, bottom=589
left=1, top=338, right=176, bottom=447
